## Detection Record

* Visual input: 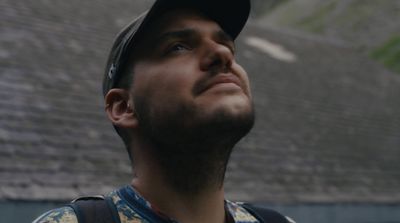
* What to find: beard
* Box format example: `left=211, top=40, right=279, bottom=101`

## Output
left=134, top=94, right=255, bottom=195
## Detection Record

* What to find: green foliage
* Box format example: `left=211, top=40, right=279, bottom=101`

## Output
left=296, top=1, right=337, bottom=33
left=251, top=0, right=290, bottom=17
left=371, top=36, right=400, bottom=74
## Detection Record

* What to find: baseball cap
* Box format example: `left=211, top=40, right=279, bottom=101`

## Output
left=102, top=0, right=251, bottom=96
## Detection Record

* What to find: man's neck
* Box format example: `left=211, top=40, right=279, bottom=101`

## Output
left=130, top=133, right=234, bottom=223
left=131, top=169, right=227, bottom=223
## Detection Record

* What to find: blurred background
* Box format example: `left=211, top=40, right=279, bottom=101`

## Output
left=1, top=0, right=400, bottom=222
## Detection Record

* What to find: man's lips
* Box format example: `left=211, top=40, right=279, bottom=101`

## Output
left=201, top=74, right=243, bottom=92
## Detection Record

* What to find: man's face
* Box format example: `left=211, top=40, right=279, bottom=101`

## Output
left=131, top=9, right=254, bottom=146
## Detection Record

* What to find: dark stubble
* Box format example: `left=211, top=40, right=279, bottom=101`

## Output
left=134, top=94, right=255, bottom=196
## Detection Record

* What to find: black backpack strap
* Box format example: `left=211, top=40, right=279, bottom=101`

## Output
left=68, top=195, right=121, bottom=223
left=240, top=203, right=294, bottom=223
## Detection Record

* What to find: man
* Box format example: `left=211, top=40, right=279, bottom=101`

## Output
left=33, top=0, right=294, bottom=222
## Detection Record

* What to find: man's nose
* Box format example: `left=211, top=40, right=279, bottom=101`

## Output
left=199, top=41, right=234, bottom=73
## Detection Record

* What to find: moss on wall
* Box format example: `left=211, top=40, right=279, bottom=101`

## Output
left=371, top=36, right=400, bottom=74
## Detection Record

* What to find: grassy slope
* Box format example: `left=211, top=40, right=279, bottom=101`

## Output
left=371, top=36, right=400, bottom=73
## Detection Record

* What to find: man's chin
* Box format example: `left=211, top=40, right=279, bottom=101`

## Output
left=199, top=94, right=253, bottom=119
left=194, top=99, right=255, bottom=139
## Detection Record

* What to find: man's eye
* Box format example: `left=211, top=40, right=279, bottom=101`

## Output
left=167, top=43, right=191, bottom=53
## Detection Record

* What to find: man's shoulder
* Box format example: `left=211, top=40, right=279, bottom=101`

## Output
left=31, top=187, right=142, bottom=223
left=32, top=206, right=78, bottom=223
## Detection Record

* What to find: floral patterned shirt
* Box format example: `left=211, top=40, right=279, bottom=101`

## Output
left=32, top=185, right=260, bottom=223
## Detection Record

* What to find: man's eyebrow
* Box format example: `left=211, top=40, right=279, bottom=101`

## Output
left=155, top=29, right=197, bottom=43
left=153, top=28, right=235, bottom=50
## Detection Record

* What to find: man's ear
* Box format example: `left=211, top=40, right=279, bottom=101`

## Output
left=105, top=89, right=138, bottom=129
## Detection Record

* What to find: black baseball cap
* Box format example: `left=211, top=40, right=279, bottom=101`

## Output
left=102, top=0, right=251, bottom=96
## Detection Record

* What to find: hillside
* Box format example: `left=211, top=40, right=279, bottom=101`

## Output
left=255, top=0, right=400, bottom=73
